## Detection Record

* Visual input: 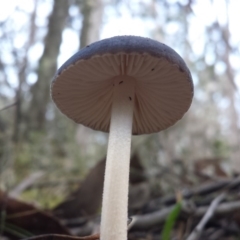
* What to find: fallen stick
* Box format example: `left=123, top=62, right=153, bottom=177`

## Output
left=24, top=233, right=99, bottom=240
left=9, top=172, right=44, bottom=198
left=147, top=177, right=240, bottom=209
left=130, top=206, right=175, bottom=230
left=131, top=198, right=240, bottom=230
left=186, top=192, right=225, bottom=240
left=194, top=200, right=240, bottom=216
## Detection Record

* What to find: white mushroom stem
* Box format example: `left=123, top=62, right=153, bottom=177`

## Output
left=100, top=76, right=136, bottom=240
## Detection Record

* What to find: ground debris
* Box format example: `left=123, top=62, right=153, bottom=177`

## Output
left=1, top=157, right=240, bottom=240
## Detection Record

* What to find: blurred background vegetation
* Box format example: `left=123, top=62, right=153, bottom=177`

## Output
left=0, top=0, right=239, bottom=208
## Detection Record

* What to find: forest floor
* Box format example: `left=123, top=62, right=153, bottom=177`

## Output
left=1, top=156, right=240, bottom=240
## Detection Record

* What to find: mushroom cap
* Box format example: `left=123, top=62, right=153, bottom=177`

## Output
left=51, top=36, right=193, bottom=135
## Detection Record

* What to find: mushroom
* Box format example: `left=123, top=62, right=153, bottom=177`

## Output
left=51, top=36, right=193, bottom=240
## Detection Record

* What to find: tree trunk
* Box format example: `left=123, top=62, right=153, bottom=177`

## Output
left=77, top=0, right=103, bottom=49
left=13, top=1, right=37, bottom=142
left=29, top=0, right=70, bottom=131
left=221, top=25, right=240, bottom=171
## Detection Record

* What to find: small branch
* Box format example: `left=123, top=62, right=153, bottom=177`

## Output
left=24, top=233, right=100, bottom=240
left=186, top=192, right=226, bottom=240
left=0, top=102, right=17, bottom=112
left=25, top=179, right=80, bottom=190
left=131, top=206, right=175, bottom=230
left=147, top=177, right=240, bottom=210
left=9, top=172, right=44, bottom=198
left=131, top=199, right=240, bottom=231
left=194, top=200, right=240, bottom=216
left=131, top=177, right=240, bottom=231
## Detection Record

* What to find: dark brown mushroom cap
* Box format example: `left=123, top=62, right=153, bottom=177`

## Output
left=51, top=35, right=193, bottom=135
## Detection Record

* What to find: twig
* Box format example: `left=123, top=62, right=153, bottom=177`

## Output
left=24, top=233, right=99, bottom=240
left=130, top=206, right=175, bottom=230
left=132, top=177, right=240, bottom=231
left=0, top=102, right=17, bottom=112
left=147, top=177, right=240, bottom=210
left=26, top=179, right=80, bottom=190
left=186, top=192, right=226, bottom=240
left=131, top=199, right=240, bottom=230
left=194, top=200, right=240, bottom=216
left=9, top=172, right=44, bottom=198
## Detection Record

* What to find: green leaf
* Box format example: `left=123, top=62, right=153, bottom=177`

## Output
left=161, top=202, right=182, bottom=240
